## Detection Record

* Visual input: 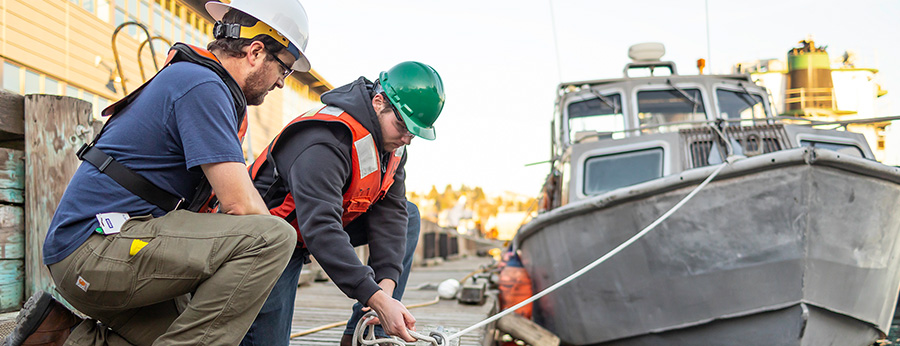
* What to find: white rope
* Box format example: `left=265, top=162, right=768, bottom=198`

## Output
left=353, top=312, right=450, bottom=346
left=448, top=160, right=733, bottom=341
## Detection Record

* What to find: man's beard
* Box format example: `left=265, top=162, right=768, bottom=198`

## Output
left=243, top=68, right=271, bottom=106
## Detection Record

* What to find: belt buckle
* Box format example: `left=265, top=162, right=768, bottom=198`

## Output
left=76, top=143, right=92, bottom=159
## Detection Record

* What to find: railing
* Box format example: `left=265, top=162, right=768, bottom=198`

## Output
left=785, top=87, right=835, bottom=110
left=680, top=124, right=793, bottom=169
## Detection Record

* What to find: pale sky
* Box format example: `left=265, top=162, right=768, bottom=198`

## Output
left=297, top=0, right=900, bottom=196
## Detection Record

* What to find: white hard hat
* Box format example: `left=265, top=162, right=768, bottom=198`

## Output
left=206, top=0, right=311, bottom=72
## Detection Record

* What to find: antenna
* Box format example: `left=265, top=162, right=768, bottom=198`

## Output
left=547, top=0, right=562, bottom=83
left=705, top=0, right=712, bottom=73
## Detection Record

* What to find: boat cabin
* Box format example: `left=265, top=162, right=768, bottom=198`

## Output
left=543, top=44, right=874, bottom=209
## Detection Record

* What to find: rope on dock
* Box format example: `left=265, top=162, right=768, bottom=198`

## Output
left=289, top=296, right=441, bottom=339
left=448, top=158, right=736, bottom=342
left=352, top=311, right=451, bottom=346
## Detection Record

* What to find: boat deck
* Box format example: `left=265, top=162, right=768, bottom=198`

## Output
left=290, top=255, right=497, bottom=346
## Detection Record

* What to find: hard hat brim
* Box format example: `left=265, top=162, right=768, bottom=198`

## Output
left=206, top=1, right=310, bottom=73
left=398, top=111, right=436, bottom=141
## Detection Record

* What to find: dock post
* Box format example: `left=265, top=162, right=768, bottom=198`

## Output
left=0, top=91, right=25, bottom=312
left=24, top=95, right=96, bottom=301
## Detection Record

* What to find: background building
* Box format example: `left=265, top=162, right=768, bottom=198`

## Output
left=0, top=0, right=331, bottom=159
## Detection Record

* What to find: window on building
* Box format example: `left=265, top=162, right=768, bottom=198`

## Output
left=165, top=16, right=173, bottom=40
left=83, top=0, right=94, bottom=15
left=96, top=0, right=110, bottom=22
left=82, top=91, right=97, bottom=115
left=140, top=1, right=149, bottom=24
left=45, top=77, right=60, bottom=95
left=66, top=86, right=79, bottom=98
left=97, top=98, right=110, bottom=114
left=174, top=18, right=182, bottom=42
left=3, top=62, right=20, bottom=93
left=153, top=3, right=162, bottom=35
left=24, top=70, right=40, bottom=94
left=115, top=8, right=126, bottom=28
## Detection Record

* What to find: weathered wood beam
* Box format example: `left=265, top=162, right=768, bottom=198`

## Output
left=0, top=205, right=24, bottom=312
left=0, top=149, right=25, bottom=205
left=0, top=91, right=25, bottom=143
left=24, top=95, right=96, bottom=300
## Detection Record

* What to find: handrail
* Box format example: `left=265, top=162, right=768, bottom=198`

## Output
left=111, top=22, right=161, bottom=94
left=569, top=115, right=900, bottom=145
left=572, top=117, right=776, bottom=144
left=137, top=36, right=173, bottom=82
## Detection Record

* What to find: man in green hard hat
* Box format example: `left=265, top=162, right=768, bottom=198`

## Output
left=241, top=61, right=445, bottom=345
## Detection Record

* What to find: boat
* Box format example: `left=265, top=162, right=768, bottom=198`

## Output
left=512, top=42, right=900, bottom=346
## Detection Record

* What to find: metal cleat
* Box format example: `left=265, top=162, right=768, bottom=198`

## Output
left=353, top=312, right=459, bottom=346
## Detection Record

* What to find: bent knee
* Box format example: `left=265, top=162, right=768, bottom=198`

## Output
left=239, top=215, right=296, bottom=250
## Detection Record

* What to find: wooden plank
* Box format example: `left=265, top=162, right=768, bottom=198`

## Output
left=497, top=313, right=560, bottom=346
left=0, top=190, right=23, bottom=205
left=25, top=95, right=95, bottom=298
left=0, top=148, right=25, bottom=191
left=0, top=259, right=24, bottom=312
left=0, top=92, right=25, bottom=141
left=0, top=206, right=24, bottom=260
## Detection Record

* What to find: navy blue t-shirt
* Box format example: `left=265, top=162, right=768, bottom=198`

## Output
left=43, top=62, right=246, bottom=265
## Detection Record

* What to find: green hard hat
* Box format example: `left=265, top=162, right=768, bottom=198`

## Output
left=379, top=61, right=445, bottom=140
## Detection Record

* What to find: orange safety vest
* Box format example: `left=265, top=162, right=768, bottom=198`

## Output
left=250, top=105, right=404, bottom=241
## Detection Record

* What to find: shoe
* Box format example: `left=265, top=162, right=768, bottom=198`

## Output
left=340, top=334, right=353, bottom=346
left=340, top=333, right=395, bottom=346
left=4, top=291, right=80, bottom=346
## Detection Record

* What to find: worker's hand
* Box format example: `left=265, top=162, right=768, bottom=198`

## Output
left=378, top=279, right=396, bottom=298
left=366, top=290, right=417, bottom=342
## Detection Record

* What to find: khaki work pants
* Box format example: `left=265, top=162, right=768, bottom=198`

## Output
left=48, top=210, right=296, bottom=346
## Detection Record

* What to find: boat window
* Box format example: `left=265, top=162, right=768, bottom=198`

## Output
left=584, top=148, right=663, bottom=195
left=637, top=89, right=706, bottom=134
left=567, top=93, right=624, bottom=142
left=800, top=140, right=864, bottom=158
left=716, top=89, right=766, bottom=121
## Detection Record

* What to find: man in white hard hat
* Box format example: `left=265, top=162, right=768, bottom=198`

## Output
left=4, top=1, right=310, bottom=345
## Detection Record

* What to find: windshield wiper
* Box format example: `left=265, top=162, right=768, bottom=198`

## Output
left=666, top=79, right=701, bottom=108
left=738, top=83, right=759, bottom=109
left=588, top=88, right=620, bottom=114
left=735, top=82, right=760, bottom=119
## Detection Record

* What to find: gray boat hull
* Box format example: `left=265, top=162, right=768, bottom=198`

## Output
left=515, top=149, right=900, bottom=345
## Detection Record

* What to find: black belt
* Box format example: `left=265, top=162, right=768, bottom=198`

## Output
left=77, top=144, right=185, bottom=211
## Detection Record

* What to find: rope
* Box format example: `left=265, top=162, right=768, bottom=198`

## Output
left=353, top=312, right=450, bottom=346
left=289, top=296, right=441, bottom=339
left=448, top=159, right=733, bottom=341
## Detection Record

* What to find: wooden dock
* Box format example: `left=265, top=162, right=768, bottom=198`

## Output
left=0, top=255, right=498, bottom=345
left=289, top=255, right=497, bottom=346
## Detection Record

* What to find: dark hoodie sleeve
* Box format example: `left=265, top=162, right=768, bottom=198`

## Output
left=363, top=151, right=408, bottom=286
left=271, top=123, right=383, bottom=306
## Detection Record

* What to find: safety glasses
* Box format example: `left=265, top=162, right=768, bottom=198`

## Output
left=383, top=93, right=414, bottom=138
left=271, top=54, right=294, bottom=80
